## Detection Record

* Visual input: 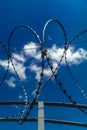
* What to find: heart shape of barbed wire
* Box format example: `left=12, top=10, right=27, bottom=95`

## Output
left=0, top=19, right=67, bottom=122
left=0, top=19, right=87, bottom=123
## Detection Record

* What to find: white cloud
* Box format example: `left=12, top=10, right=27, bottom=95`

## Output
left=0, top=59, right=26, bottom=80
left=11, top=59, right=26, bottom=80
left=47, top=45, right=87, bottom=65
left=29, top=64, right=54, bottom=80
left=28, top=44, right=87, bottom=80
left=29, top=64, right=41, bottom=80
left=12, top=53, right=25, bottom=62
left=23, top=41, right=41, bottom=60
left=0, top=60, right=8, bottom=69
left=5, top=77, right=16, bottom=88
left=0, top=41, right=87, bottom=82
left=47, top=44, right=64, bottom=62
left=65, top=46, right=87, bottom=65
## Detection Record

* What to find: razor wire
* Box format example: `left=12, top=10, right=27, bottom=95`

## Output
left=0, top=19, right=87, bottom=123
left=65, top=30, right=87, bottom=114
left=41, top=19, right=87, bottom=115
left=0, top=40, right=10, bottom=87
left=7, top=24, right=45, bottom=122
left=19, top=19, right=68, bottom=124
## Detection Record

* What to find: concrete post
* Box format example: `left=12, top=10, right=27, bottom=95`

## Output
left=38, top=101, right=44, bottom=130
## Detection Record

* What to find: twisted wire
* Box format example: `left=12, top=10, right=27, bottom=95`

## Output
left=44, top=46, right=87, bottom=114
left=64, top=30, right=87, bottom=114
left=0, top=40, right=10, bottom=86
left=41, top=19, right=67, bottom=90
left=42, top=19, right=74, bottom=102
left=7, top=24, right=46, bottom=124
left=8, top=24, right=42, bottom=121
left=19, top=41, right=45, bottom=124
left=0, top=19, right=87, bottom=122
left=18, top=19, right=68, bottom=123
left=42, top=19, right=87, bottom=114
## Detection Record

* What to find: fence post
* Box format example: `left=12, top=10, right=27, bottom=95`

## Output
left=38, top=101, right=44, bottom=130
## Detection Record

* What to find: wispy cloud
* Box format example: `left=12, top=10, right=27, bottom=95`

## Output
left=0, top=60, right=8, bottom=69
left=27, top=43, right=87, bottom=80
left=29, top=64, right=41, bottom=80
left=12, top=53, right=25, bottom=62
left=66, top=47, right=87, bottom=65
left=47, top=44, right=87, bottom=65
left=0, top=53, right=27, bottom=80
left=23, top=41, right=41, bottom=60
left=0, top=41, right=87, bottom=83
left=5, top=77, right=16, bottom=88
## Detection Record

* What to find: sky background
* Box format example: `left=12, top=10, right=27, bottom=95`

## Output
left=0, top=0, right=87, bottom=130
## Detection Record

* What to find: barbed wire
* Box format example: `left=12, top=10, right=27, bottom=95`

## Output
left=0, top=19, right=87, bottom=123
left=43, top=22, right=87, bottom=115
left=65, top=30, right=87, bottom=114
left=40, top=19, right=67, bottom=94
left=7, top=24, right=44, bottom=123
left=41, top=19, right=87, bottom=114
left=0, top=40, right=10, bottom=87
left=45, top=22, right=87, bottom=116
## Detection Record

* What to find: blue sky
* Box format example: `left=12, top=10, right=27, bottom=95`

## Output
left=0, top=0, right=87, bottom=130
